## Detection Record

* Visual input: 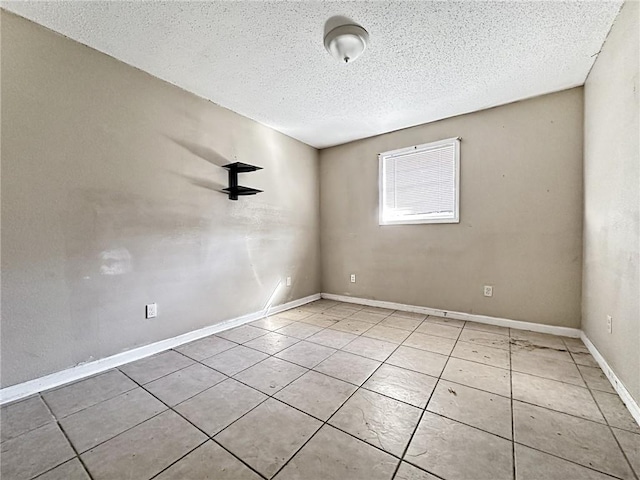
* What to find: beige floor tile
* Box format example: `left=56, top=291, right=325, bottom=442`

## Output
left=464, top=322, right=509, bottom=336
left=427, top=380, right=512, bottom=439
left=512, top=372, right=604, bottom=423
left=515, top=444, right=618, bottom=480
left=570, top=351, right=599, bottom=367
left=81, top=410, right=206, bottom=480
left=342, top=336, right=398, bottom=361
left=59, top=387, right=166, bottom=453
left=379, top=316, right=423, bottom=331
left=274, top=424, right=397, bottom=480
left=275, top=308, right=315, bottom=320
left=0, top=422, right=75, bottom=480
left=36, top=458, right=90, bottom=480
left=612, top=428, right=640, bottom=476
left=458, top=329, right=510, bottom=350
left=579, top=365, right=616, bottom=393
left=174, top=335, right=236, bottom=361
left=144, top=363, right=226, bottom=407
left=424, top=315, right=465, bottom=328
left=276, top=322, right=324, bottom=339
left=406, top=412, right=513, bottom=480
left=217, top=325, right=269, bottom=343
left=243, top=331, right=300, bottom=355
left=202, top=345, right=269, bottom=376
left=511, top=349, right=585, bottom=386
left=316, top=308, right=357, bottom=320
left=314, top=351, right=381, bottom=385
left=316, top=307, right=348, bottom=318
left=563, top=337, right=590, bottom=354
left=592, top=390, right=640, bottom=433
left=306, top=328, right=358, bottom=349
left=0, top=395, right=54, bottom=443
left=299, top=314, right=340, bottom=328
left=402, top=332, right=456, bottom=355
left=234, top=357, right=307, bottom=394
left=363, top=364, right=437, bottom=408
left=513, top=401, right=633, bottom=479
left=251, top=316, right=295, bottom=331
left=385, top=346, right=448, bottom=377
left=510, top=342, right=573, bottom=363
left=389, top=310, right=427, bottom=321
left=414, top=322, right=461, bottom=340
left=324, top=304, right=363, bottom=316
left=301, top=299, right=338, bottom=311
left=441, top=357, right=511, bottom=397
left=119, top=350, right=194, bottom=384
left=175, top=378, right=266, bottom=436
left=450, top=341, right=510, bottom=369
left=510, top=330, right=567, bottom=349
left=276, top=341, right=337, bottom=368
left=330, top=389, right=421, bottom=456
left=215, top=398, right=321, bottom=478
left=361, top=306, right=395, bottom=315
left=330, top=319, right=374, bottom=335
left=275, top=371, right=356, bottom=420
left=155, top=441, right=261, bottom=480
left=347, top=310, right=388, bottom=324
left=362, top=324, right=411, bottom=344
left=394, top=462, right=440, bottom=480
left=43, top=370, right=137, bottom=419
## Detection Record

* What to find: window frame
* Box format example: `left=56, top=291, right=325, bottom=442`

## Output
left=378, top=137, right=461, bottom=226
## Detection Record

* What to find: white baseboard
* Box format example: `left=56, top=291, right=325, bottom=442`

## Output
left=0, top=293, right=321, bottom=405
left=321, top=293, right=582, bottom=338
left=580, top=333, right=640, bottom=427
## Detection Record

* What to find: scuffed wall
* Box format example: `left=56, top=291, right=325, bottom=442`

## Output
left=0, top=12, right=320, bottom=387
left=582, top=1, right=639, bottom=403
left=320, top=89, right=584, bottom=328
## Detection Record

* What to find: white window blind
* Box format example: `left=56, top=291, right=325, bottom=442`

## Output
left=379, top=137, right=460, bottom=225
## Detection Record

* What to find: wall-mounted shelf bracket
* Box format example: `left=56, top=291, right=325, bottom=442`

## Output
left=221, top=162, right=263, bottom=200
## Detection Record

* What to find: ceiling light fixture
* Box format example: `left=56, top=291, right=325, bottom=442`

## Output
left=324, top=24, right=369, bottom=64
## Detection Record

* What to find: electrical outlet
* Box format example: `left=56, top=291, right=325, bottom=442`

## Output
left=286, top=276, right=292, bottom=287
left=146, top=303, right=157, bottom=319
left=607, top=315, right=612, bottom=334
left=483, top=285, right=493, bottom=297
left=350, top=274, right=356, bottom=283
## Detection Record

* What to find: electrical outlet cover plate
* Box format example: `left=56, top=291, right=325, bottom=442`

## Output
left=483, top=286, right=493, bottom=297
left=607, top=315, right=612, bottom=334
left=286, top=276, right=292, bottom=287
left=350, top=274, right=356, bottom=283
left=146, top=303, right=157, bottom=319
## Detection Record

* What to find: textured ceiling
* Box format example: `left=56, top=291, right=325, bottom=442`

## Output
left=2, top=1, right=623, bottom=148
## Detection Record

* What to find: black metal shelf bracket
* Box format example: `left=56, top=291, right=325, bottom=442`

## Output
left=221, top=162, right=263, bottom=200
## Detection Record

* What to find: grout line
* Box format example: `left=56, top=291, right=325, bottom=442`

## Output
left=38, top=384, right=139, bottom=424
left=38, top=394, right=96, bottom=480
left=268, top=322, right=416, bottom=479
left=390, top=319, right=466, bottom=480
left=511, top=441, right=627, bottom=480
left=38, top=369, right=138, bottom=404
left=146, top=438, right=211, bottom=480
left=118, top=368, right=271, bottom=480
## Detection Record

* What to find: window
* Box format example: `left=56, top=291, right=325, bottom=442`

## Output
left=379, top=137, right=460, bottom=225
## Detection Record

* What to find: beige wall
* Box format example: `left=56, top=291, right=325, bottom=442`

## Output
left=583, top=1, right=639, bottom=403
left=321, top=89, right=584, bottom=328
left=0, top=12, right=320, bottom=388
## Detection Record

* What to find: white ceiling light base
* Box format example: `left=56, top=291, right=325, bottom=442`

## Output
left=324, top=24, right=369, bottom=64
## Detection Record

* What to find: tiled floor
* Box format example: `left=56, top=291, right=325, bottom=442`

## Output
left=2, top=299, right=639, bottom=480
